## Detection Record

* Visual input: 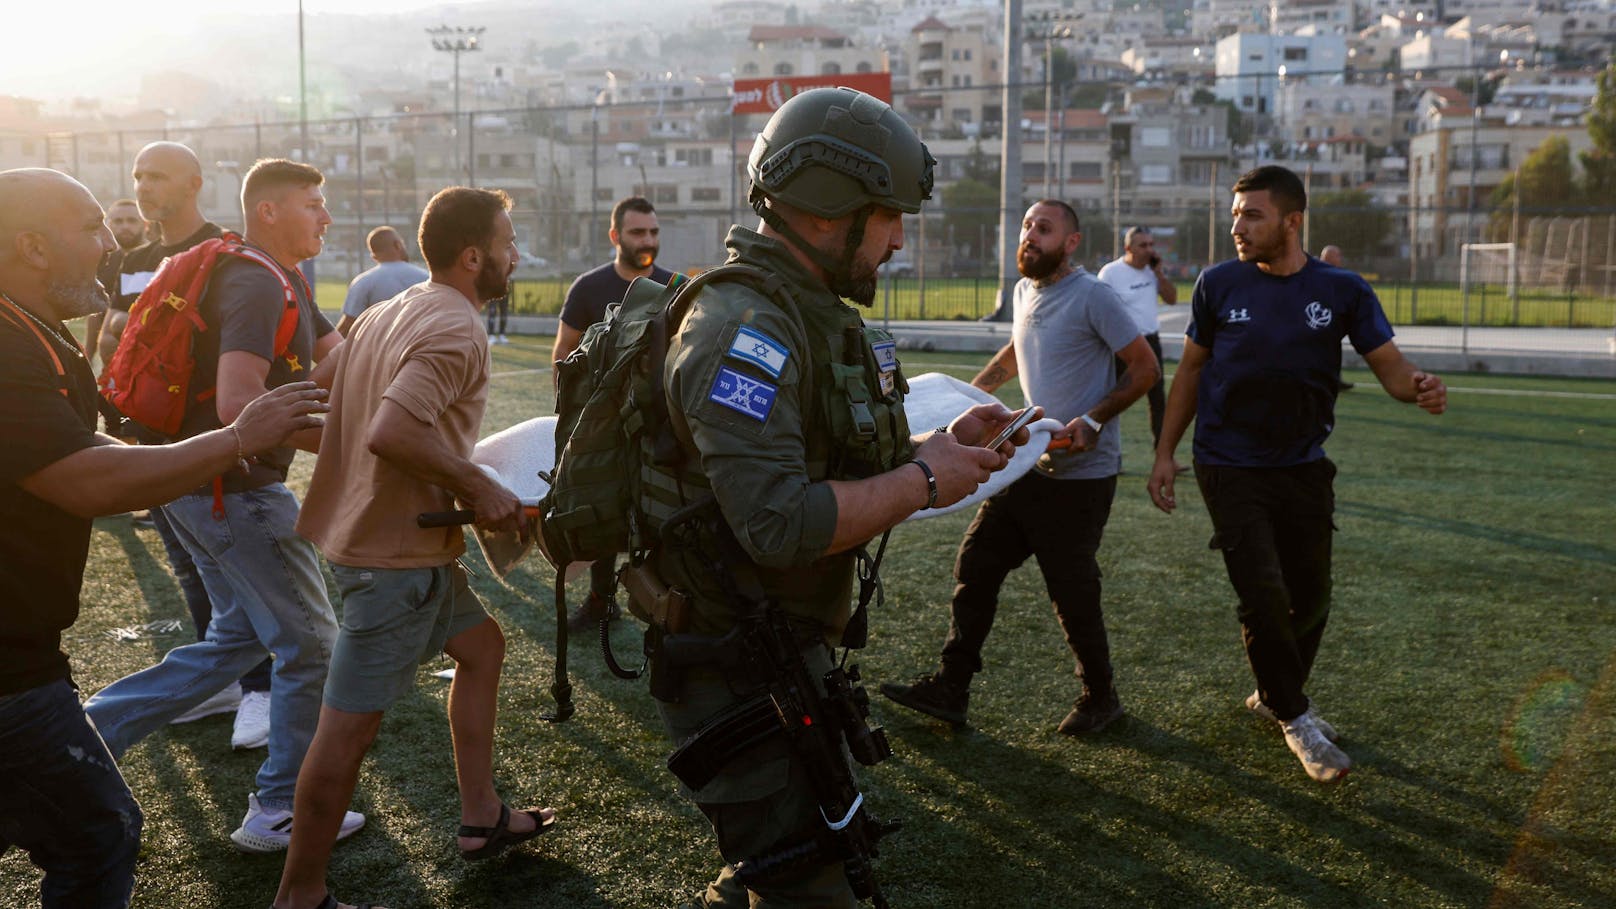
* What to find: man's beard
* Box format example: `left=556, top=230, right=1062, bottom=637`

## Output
left=1235, top=230, right=1284, bottom=264
left=827, top=245, right=886, bottom=308
left=47, top=276, right=110, bottom=320
left=1017, top=244, right=1065, bottom=281
left=617, top=245, right=657, bottom=271
left=475, top=254, right=511, bottom=303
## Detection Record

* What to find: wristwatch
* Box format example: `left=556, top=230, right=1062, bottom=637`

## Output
left=1079, top=413, right=1103, bottom=433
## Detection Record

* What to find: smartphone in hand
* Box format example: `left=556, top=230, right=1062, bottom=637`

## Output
left=986, top=406, right=1041, bottom=450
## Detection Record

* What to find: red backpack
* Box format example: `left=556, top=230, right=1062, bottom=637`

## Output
left=100, top=232, right=303, bottom=438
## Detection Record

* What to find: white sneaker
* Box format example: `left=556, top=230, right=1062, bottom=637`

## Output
left=1246, top=690, right=1339, bottom=743
left=231, top=689, right=271, bottom=750
left=1282, top=712, right=1353, bottom=783
left=229, top=793, right=367, bottom=854
left=168, top=684, right=241, bottom=725
left=498, top=333, right=510, bottom=344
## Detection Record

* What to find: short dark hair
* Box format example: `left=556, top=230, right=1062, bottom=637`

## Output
left=611, top=196, right=655, bottom=233
left=1231, top=165, right=1307, bottom=215
left=1124, top=226, right=1151, bottom=245
left=108, top=198, right=139, bottom=211
left=241, top=158, right=324, bottom=210
left=418, top=187, right=512, bottom=271
left=366, top=225, right=400, bottom=255
left=1033, top=198, right=1080, bottom=233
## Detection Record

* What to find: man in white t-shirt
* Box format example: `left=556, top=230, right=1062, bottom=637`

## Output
left=1097, top=227, right=1178, bottom=448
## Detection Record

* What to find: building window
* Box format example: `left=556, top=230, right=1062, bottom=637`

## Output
left=856, top=61, right=873, bottom=73
left=1139, top=126, right=1171, bottom=147
left=1070, top=161, right=1102, bottom=178
left=692, top=187, right=722, bottom=202
left=1139, top=163, right=1172, bottom=184
left=1284, top=47, right=1307, bottom=61
left=594, top=187, right=614, bottom=201
left=963, top=49, right=972, bottom=60
left=823, top=62, right=842, bottom=75
left=742, top=62, right=759, bottom=75
left=774, top=63, right=793, bottom=75
left=655, top=185, right=679, bottom=204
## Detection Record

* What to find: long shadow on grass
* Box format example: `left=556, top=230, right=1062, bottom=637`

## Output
left=1340, top=412, right=1616, bottom=454
left=1336, top=501, right=1616, bottom=566
left=882, top=713, right=1501, bottom=908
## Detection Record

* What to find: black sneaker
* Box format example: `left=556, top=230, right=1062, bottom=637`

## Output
left=879, top=674, right=969, bottom=726
left=1058, top=687, right=1124, bottom=735
left=565, top=592, right=620, bottom=633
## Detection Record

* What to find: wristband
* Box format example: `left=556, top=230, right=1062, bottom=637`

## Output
left=934, top=426, right=949, bottom=436
left=228, top=425, right=249, bottom=472
left=911, top=459, right=939, bottom=509
left=1079, top=413, right=1103, bottom=433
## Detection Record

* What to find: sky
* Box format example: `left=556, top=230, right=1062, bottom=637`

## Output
left=2, top=1, right=458, bottom=101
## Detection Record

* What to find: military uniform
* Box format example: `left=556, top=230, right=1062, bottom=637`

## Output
left=650, top=226, right=911, bottom=908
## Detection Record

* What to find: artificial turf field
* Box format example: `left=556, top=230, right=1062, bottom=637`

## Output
left=5, top=337, right=1613, bottom=909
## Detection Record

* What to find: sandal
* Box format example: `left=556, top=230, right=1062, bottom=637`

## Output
left=273, top=895, right=379, bottom=909
left=457, top=803, right=556, bottom=862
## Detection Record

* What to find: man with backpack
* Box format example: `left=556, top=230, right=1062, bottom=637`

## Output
left=624, top=88, right=1025, bottom=907
left=84, top=158, right=365, bottom=853
left=100, top=141, right=278, bottom=748
left=552, top=195, right=675, bottom=632
left=0, top=166, right=329, bottom=909
left=274, top=186, right=555, bottom=909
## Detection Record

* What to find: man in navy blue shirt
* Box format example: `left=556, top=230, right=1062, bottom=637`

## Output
left=1147, top=165, right=1447, bottom=783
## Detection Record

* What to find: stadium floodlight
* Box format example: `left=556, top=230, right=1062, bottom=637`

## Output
left=427, top=25, right=485, bottom=177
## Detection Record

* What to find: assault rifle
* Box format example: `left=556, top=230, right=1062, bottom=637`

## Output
left=657, top=501, right=900, bottom=907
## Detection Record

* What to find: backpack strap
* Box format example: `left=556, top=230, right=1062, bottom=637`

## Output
left=219, top=242, right=303, bottom=361
left=0, top=294, right=71, bottom=397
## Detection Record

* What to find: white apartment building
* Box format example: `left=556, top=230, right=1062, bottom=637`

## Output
left=1214, top=33, right=1349, bottom=115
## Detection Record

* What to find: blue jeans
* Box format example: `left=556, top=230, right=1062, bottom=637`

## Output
left=0, top=679, right=142, bottom=909
left=149, top=504, right=271, bottom=693
left=85, top=483, right=337, bottom=808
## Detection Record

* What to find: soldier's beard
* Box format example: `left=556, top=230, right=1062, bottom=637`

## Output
left=47, top=276, right=110, bottom=320
left=829, top=247, right=887, bottom=308
left=475, top=254, right=511, bottom=303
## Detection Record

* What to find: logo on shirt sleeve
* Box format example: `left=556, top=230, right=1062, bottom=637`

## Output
left=725, top=326, right=789, bottom=379
left=708, top=365, right=778, bottom=422
left=1226, top=307, right=1251, bottom=324
left=1304, top=301, right=1333, bottom=330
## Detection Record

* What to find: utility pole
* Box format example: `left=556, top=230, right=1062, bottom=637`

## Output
left=995, top=0, right=1024, bottom=323
left=298, top=1, right=309, bottom=162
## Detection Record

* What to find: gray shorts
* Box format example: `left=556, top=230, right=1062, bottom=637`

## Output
left=324, top=562, right=490, bottom=713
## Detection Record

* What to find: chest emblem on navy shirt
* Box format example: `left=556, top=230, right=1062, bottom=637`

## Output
left=1304, top=302, right=1333, bottom=330
left=709, top=365, right=778, bottom=422
left=725, top=325, right=789, bottom=379
left=1227, top=308, right=1251, bottom=324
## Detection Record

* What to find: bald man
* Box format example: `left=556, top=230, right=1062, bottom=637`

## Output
left=0, top=167, right=328, bottom=909
left=1319, top=245, right=1344, bottom=267
left=333, top=225, right=428, bottom=336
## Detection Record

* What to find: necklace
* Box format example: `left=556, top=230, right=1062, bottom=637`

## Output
left=0, top=291, right=85, bottom=357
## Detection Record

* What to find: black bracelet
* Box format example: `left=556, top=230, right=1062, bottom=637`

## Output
left=934, top=425, right=949, bottom=436
left=911, top=459, right=939, bottom=509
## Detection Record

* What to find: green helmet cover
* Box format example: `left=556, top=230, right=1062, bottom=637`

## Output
left=748, top=87, right=935, bottom=219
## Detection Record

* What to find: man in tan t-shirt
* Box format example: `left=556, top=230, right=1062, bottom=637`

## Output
left=275, top=187, right=556, bottom=909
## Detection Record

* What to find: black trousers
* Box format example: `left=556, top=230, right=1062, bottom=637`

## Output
left=940, top=472, right=1118, bottom=694
left=1195, top=460, right=1335, bottom=722
left=485, top=296, right=509, bottom=334
left=1114, top=331, right=1166, bottom=445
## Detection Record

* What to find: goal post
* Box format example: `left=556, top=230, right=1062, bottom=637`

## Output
left=1460, top=242, right=1519, bottom=336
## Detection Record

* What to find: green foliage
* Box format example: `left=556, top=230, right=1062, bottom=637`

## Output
left=1581, top=58, right=1616, bottom=199
left=1487, top=135, right=1576, bottom=240
left=1309, top=188, right=1396, bottom=261
left=942, top=178, right=1001, bottom=261
left=9, top=338, right=1613, bottom=908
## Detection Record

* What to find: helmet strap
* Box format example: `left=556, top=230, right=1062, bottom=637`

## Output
left=751, top=193, right=873, bottom=293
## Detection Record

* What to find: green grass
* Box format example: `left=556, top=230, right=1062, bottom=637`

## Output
left=316, top=277, right=1616, bottom=329
left=8, top=339, right=1615, bottom=908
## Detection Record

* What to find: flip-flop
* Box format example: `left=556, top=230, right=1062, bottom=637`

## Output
left=457, top=804, right=557, bottom=862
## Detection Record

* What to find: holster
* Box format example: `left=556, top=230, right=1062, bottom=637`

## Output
left=620, top=561, right=690, bottom=633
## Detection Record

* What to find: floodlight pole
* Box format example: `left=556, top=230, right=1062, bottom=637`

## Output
left=429, top=25, right=484, bottom=179
left=298, top=0, right=309, bottom=161
left=996, top=0, right=1024, bottom=323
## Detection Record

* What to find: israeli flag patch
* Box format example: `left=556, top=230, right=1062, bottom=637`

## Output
left=709, top=366, right=778, bottom=423
left=871, top=340, right=898, bottom=373
left=726, top=326, right=789, bottom=379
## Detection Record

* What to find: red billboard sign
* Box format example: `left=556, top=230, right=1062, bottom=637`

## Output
left=732, top=72, right=893, bottom=114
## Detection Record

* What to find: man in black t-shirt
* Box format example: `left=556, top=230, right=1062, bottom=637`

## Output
left=85, top=198, right=145, bottom=370
left=552, top=196, right=675, bottom=630
left=84, top=159, right=363, bottom=855
left=0, top=167, right=327, bottom=909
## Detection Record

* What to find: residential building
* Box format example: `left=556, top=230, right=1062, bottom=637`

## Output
left=735, top=25, right=886, bottom=79
left=902, top=14, right=1000, bottom=136
left=1214, top=33, right=1349, bottom=117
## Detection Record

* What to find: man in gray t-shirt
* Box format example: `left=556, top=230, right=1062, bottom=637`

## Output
left=882, top=200, right=1157, bottom=735
left=335, top=226, right=429, bottom=335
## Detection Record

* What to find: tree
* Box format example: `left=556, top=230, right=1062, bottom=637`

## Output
left=1488, top=135, right=1576, bottom=239
left=942, top=178, right=1000, bottom=263
left=1581, top=58, right=1616, bottom=199
left=1308, top=189, right=1394, bottom=262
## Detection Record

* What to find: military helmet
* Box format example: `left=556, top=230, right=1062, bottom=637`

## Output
left=748, top=87, right=935, bottom=219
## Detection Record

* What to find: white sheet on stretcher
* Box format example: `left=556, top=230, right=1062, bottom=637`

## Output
left=462, top=372, right=1062, bottom=577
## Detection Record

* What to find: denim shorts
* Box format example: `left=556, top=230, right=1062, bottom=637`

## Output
left=324, top=562, right=489, bottom=713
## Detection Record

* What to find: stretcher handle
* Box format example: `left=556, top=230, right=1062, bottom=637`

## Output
left=418, top=510, right=477, bottom=528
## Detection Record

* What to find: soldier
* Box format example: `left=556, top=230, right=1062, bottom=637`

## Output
left=640, top=88, right=1026, bottom=907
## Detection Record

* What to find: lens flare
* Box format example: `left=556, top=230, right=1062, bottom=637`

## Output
left=1501, top=670, right=1585, bottom=773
